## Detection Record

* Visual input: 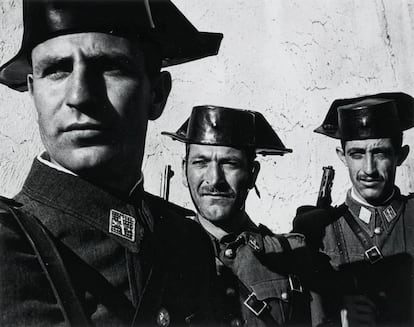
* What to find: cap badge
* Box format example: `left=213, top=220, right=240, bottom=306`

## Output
left=109, top=209, right=136, bottom=242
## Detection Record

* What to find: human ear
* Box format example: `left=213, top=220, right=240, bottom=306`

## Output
left=148, top=71, right=172, bottom=121
left=397, top=145, right=410, bottom=166
left=248, top=161, right=260, bottom=189
left=336, top=146, right=347, bottom=167
left=181, top=158, right=189, bottom=188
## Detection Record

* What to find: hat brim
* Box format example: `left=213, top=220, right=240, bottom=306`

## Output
left=0, top=49, right=32, bottom=92
left=0, top=31, right=222, bottom=92
left=161, top=131, right=293, bottom=156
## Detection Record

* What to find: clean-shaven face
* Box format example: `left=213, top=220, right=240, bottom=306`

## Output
left=29, top=32, right=153, bottom=175
left=185, top=144, right=252, bottom=223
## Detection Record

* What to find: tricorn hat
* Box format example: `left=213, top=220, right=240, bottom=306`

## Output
left=162, top=105, right=292, bottom=156
left=314, top=92, right=414, bottom=140
left=0, top=0, right=223, bottom=91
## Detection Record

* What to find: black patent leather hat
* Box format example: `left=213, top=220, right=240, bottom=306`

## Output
left=314, top=92, right=414, bottom=140
left=162, top=105, right=292, bottom=156
left=0, top=0, right=223, bottom=91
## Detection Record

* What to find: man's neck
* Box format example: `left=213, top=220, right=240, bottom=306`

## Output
left=197, top=210, right=247, bottom=240
left=350, top=187, right=395, bottom=207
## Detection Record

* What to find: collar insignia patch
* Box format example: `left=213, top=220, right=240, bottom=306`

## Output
left=383, top=205, right=397, bottom=222
left=358, top=206, right=371, bottom=224
left=109, top=209, right=136, bottom=242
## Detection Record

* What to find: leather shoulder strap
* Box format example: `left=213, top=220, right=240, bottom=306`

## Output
left=342, top=208, right=383, bottom=264
left=0, top=201, right=90, bottom=326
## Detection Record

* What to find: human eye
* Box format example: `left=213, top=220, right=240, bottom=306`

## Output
left=373, top=149, right=390, bottom=160
left=348, top=151, right=363, bottom=160
left=42, top=61, right=72, bottom=80
left=222, top=159, right=242, bottom=169
left=100, top=57, right=137, bottom=77
left=190, top=158, right=208, bottom=168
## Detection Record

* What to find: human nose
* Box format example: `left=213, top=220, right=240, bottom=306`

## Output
left=66, top=65, right=97, bottom=109
left=363, top=154, right=376, bottom=175
left=205, top=162, right=224, bottom=186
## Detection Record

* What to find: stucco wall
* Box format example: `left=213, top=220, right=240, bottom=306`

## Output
left=1, top=0, right=414, bottom=232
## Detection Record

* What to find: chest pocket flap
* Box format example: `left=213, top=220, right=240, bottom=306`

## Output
left=251, top=278, right=290, bottom=302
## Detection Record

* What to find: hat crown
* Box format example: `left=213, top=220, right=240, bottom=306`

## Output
left=338, top=98, right=400, bottom=140
left=0, top=0, right=223, bottom=91
left=315, top=92, right=414, bottom=140
left=186, top=106, right=256, bottom=147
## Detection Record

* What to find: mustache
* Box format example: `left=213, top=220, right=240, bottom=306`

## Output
left=200, top=186, right=235, bottom=197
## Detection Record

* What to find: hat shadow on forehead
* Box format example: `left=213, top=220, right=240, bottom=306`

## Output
left=0, top=0, right=223, bottom=91
left=314, top=92, right=414, bottom=140
left=162, top=105, right=292, bottom=156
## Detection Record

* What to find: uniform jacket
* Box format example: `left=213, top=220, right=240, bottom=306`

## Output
left=0, top=156, right=216, bottom=326
left=200, top=216, right=310, bottom=326
left=309, top=189, right=414, bottom=326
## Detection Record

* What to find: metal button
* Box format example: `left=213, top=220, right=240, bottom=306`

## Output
left=224, top=248, right=234, bottom=258
left=225, top=287, right=236, bottom=297
left=374, top=227, right=382, bottom=235
left=230, top=318, right=243, bottom=327
left=156, top=308, right=170, bottom=327
left=281, top=292, right=288, bottom=300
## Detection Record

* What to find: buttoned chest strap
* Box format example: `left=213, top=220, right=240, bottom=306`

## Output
left=236, top=271, right=276, bottom=324
left=237, top=235, right=303, bottom=322
left=342, top=209, right=383, bottom=264
left=0, top=202, right=91, bottom=326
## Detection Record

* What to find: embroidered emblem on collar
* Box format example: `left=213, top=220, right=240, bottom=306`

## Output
left=383, top=205, right=397, bottom=222
left=358, top=206, right=371, bottom=224
left=109, top=209, right=136, bottom=242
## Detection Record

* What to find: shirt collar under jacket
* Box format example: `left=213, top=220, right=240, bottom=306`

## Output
left=346, top=187, right=405, bottom=237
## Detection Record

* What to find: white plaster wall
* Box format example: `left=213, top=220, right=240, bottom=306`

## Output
left=1, top=0, right=414, bottom=232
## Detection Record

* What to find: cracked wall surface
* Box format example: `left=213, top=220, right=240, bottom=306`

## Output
left=1, top=0, right=414, bottom=232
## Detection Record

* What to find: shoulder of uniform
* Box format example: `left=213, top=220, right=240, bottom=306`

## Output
left=405, top=193, right=414, bottom=200
left=0, top=195, right=22, bottom=214
left=143, top=192, right=195, bottom=218
left=258, top=223, right=274, bottom=236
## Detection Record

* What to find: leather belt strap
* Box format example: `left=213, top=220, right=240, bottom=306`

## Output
left=0, top=202, right=91, bottom=326
left=342, top=209, right=383, bottom=264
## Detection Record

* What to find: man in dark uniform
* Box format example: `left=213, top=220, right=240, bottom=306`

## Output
left=163, top=105, right=310, bottom=326
left=0, top=1, right=223, bottom=325
left=293, top=93, right=414, bottom=326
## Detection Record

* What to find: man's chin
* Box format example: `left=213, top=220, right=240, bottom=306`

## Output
left=52, top=147, right=119, bottom=174
left=200, top=206, right=232, bottom=223
left=359, top=189, right=387, bottom=205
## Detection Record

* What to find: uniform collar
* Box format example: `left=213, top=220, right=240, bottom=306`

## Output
left=346, top=188, right=405, bottom=235
left=196, top=212, right=259, bottom=243
left=350, top=187, right=395, bottom=208
left=36, top=152, right=144, bottom=198
left=17, top=155, right=149, bottom=253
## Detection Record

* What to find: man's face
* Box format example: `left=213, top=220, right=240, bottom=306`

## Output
left=185, top=144, right=257, bottom=223
left=337, top=138, right=406, bottom=205
left=28, top=32, right=167, bottom=176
